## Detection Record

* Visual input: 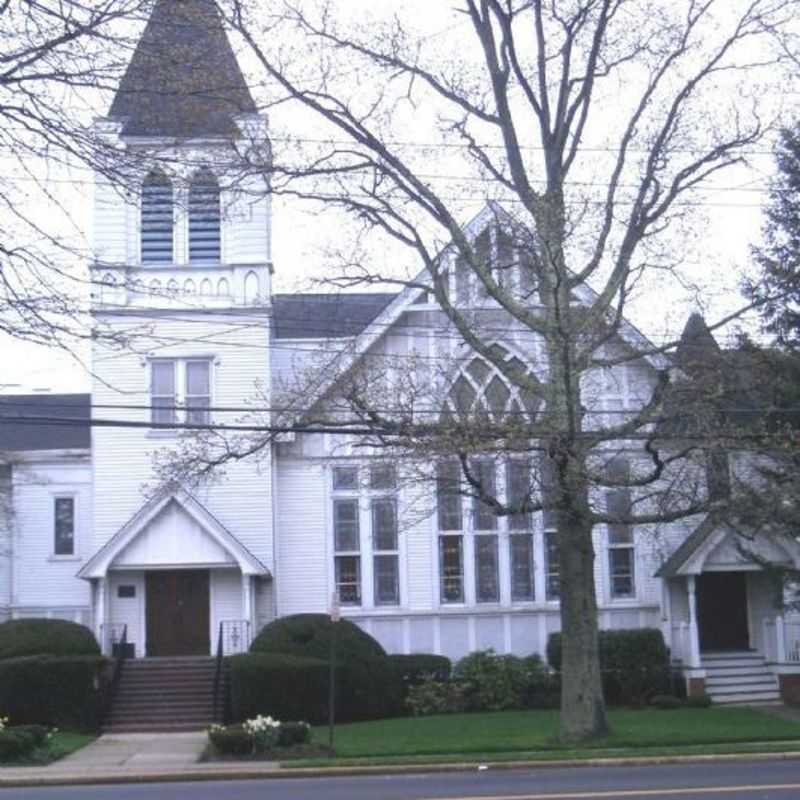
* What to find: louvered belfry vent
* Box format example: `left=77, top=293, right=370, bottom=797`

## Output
left=141, top=171, right=174, bottom=264
left=189, top=170, right=221, bottom=264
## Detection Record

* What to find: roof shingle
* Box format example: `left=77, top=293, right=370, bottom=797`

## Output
left=0, top=394, right=91, bottom=452
left=109, top=0, right=256, bottom=138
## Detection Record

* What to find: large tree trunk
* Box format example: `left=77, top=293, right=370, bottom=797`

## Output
left=558, top=464, right=608, bottom=743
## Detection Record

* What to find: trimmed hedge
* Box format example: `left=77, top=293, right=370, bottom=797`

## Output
left=0, top=619, right=100, bottom=660
left=386, top=654, right=451, bottom=688
left=228, top=652, right=398, bottom=724
left=250, top=614, right=387, bottom=661
left=0, top=725, right=48, bottom=762
left=547, top=628, right=670, bottom=706
left=0, top=656, right=109, bottom=731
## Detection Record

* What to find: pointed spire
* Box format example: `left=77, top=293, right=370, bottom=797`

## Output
left=674, top=312, right=721, bottom=375
left=110, top=0, right=256, bottom=138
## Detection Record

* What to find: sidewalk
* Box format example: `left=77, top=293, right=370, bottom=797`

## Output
left=3, top=732, right=800, bottom=789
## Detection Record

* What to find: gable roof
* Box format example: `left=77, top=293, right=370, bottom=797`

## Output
left=0, top=394, right=91, bottom=452
left=655, top=514, right=721, bottom=577
left=109, top=0, right=257, bottom=137
left=78, top=487, right=269, bottom=579
left=272, top=293, right=397, bottom=339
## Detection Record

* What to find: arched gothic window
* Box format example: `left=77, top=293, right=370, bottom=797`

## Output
left=189, top=169, right=221, bottom=264
left=442, top=345, right=541, bottom=424
left=141, top=170, right=174, bottom=264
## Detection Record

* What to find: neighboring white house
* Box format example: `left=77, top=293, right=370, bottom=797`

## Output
left=2, top=0, right=800, bottom=704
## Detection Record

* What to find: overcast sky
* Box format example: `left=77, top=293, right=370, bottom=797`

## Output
left=1, top=0, right=793, bottom=394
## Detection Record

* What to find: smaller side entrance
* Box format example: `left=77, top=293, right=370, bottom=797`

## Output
left=697, top=572, right=750, bottom=652
left=145, top=570, right=210, bottom=657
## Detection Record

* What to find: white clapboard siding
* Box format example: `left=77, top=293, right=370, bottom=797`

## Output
left=91, top=313, right=272, bottom=567
left=274, top=459, right=329, bottom=616
left=10, top=461, right=93, bottom=609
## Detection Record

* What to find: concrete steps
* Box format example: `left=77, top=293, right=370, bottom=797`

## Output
left=104, top=657, right=227, bottom=733
left=702, top=651, right=781, bottom=706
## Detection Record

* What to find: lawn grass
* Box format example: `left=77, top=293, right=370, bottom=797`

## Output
left=309, top=708, right=800, bottom=760
left=0, top=732, right=95, bottom=767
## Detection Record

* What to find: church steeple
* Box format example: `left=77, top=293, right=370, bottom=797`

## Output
left=109, top=0, right=256, bottom=138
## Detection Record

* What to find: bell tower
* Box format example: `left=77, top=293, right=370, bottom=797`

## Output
left=88, top=0, right=275, bottom=653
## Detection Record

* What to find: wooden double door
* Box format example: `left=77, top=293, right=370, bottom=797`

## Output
left=697, top=572, right=750, bottom=652
left=145, top=570, right=210, bottom=657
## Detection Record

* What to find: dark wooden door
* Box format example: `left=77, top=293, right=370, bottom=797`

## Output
left=146, top=570, right=210, bottom=657
left=697, top=572, right=750, bottom=652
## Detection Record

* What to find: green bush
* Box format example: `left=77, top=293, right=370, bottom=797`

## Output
left=523, top=654, right=561, bottom=709
left=250, top=614, right=386, bottom=661
left=406, top=676, right=468, bottom=716
left=386, top=654, right=451, bottom=712
left=208, top=724, right=253, bottom=756
left=0, top=619, right=100, bottom=660
left=547, top=629, right=670, bottom=706
left=277, top=721, right=312, bottom=747
left=0, top=656, right=109, bottom=731
left=248, top=615, right=398, bottom=721
left=650, top=694, right=683, bottom=710
left=0, top=725, right=47, bottom=761
left=453, top=650, right=531, bottom=711
left=228, top=651, right=396, bottom=724
left=684, top=693, right=712, bottom=708
left=229, top=653, right=329, bottom=724
left=386, top=654, right=452, bottom=685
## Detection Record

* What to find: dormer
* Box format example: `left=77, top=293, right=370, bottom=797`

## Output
left=92, top=0, right=271, bottom=311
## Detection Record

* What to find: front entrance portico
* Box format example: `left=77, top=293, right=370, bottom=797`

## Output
left=78, top=488, right=270, bottom=657
left=658, top=514, right=800, bottom=700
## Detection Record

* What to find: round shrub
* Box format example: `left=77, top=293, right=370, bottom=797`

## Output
left=208, top=724, right=253, bottom=756
left=0, top=619, right=100, bottom=660
left=250, top=614, right=386, bottom=661
left=650, top=694, right=683, bottom=710
left=277, top=721, right=312, bottom=747
left=684, top=693, right=712, bottom=708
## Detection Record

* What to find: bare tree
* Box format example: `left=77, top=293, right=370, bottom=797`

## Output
left=147, top=0, right=799, bottom=741
left=0, top=0, right=147, bottom=352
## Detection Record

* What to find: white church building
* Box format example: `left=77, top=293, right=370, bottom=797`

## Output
left=2, top=0, right=800, bottom=706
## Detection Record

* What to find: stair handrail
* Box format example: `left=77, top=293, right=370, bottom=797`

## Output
left=103, top=623, right=128, bottom=727
left=212, top=621, right=224, bottom=722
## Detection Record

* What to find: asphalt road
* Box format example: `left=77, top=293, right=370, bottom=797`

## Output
left=3, top=759, right=800, bottom=800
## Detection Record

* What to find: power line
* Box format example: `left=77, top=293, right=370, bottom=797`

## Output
left=0, top=399, right=793, bottom=417
left=0, top=412, right=790, bottom=442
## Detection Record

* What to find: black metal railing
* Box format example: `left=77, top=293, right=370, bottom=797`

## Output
left=102, top=624, right=128, bottom=727
left=212, top=622, right=224, bottom=723
left=220, top=619, right=250, bottom=655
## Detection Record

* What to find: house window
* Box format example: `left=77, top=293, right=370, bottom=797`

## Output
left=332, top=464, right=401, bottom=608
left=141, top=170, right=174, bottom=264
left=545, top=531, right=560, bottom=601
left=606, top=457, right=635, bottom=598
left=507, top=459, right=532, bottom=530
left=333, top=498, right=360, bottom=605
left=333, top=466, right=358, bottom=491
left=151, top=361, right=176, bottom=425
left=471, top=459, right=497, bottom=531
left=541, top=458, right=559, bottom=600
left=475, top=534, right=499, bottom=603
left=54, top=497, right=75, bottom=556
left=437, top=461, right=462, bottom=531
left=372, top=498, right=399, bottom=605
left=510, top=533, right=534, bottom=601
left=150, top=358, right=212, bottom=427
left=185, top=361, right=211, bottom=425
left=189, top=169, right=221, bottom=264
left=439, top=535, right=464, bottom=603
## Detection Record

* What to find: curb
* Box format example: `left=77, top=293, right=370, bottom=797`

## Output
left=3, top=750, right=800, bottom=788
